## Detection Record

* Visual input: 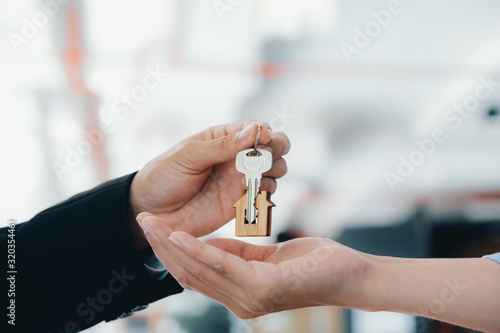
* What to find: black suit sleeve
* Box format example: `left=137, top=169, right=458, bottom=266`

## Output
left=1, top=173, right=183, bottom=333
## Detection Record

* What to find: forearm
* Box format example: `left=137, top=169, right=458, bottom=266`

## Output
left=7, top=174, right=182, bottom=332
left=363, top=255, right=500, bottom=332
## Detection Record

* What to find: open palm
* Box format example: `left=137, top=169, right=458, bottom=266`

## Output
left=138, top=214, right=370, bottom=320
left=206, top=237, right=369, bottom=316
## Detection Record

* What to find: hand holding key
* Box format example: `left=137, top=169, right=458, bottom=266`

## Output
left=132, top=120, right=290, bottom=241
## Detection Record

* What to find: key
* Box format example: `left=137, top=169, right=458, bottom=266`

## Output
left=235, top=148, right=273, bottom=223
left=234, top=124, right=276, bottom=236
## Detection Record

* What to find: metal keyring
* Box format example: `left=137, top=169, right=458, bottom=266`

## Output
left=252, top=123, right=261, bottom=155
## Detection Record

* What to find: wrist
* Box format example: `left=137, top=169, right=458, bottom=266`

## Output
left=361, top=255, right=428, bottom=315
left=321, top=248, right=383, bottom=312
left=128, top=175, right=149, bottom=250
left=342, top=252, right=385, bottom=312
left=349, top=253, right=403, bottom=313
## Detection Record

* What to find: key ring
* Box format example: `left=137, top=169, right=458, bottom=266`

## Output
left=251, top=123, right=261, bottom=155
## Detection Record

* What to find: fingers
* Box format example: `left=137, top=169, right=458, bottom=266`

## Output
left=189, top=119, right=272, bottom=144
left=241, top=176, right=277, bottom=193
left=138, top=217, right=285, bottom=319
left=262, top=132, right=291, bottom=160
left=163, top=247, right=247, bottom=316
left=180, top=121, right=266, bottom=171
left=207, top=238, right=278, bottom=261
left=136, top=214, right=174, bottom=253
left=168, top=232, right=251, bottom=283
left=168, top=233, right=284, bottom=317
left=139, top=215, right=252, bottom=316
left=156, top=234, right=257, bottom=315
left=176, top=119, right=289, bottom=173
left=260, top=177, right=277, bottom=193
left=240, top=176, right=279, bottom=193
left=165, top=232, right=278, bottom=317
left=136, top=211, right=155, bottom=221
left=264, top=157, right=287, bottom=179
left=139, top=215, right=242, bottom=290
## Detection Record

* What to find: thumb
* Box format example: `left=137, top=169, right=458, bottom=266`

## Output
left=183, top=122, right=269, bottom=169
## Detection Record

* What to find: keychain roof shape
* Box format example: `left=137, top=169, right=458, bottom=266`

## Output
left=234, top=191, right=275, bottom=236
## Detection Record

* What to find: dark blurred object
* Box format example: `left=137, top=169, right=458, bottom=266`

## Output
left=176, top=303, right=231, bottom=333
left=338, top=208, right=500, bottom=333
left=277, top=229, right=308, bottom=242
left=487, top=108, right=498, bottom=117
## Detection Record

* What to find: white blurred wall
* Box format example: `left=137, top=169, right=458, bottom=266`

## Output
left=1, top=1, right=500, bottom=332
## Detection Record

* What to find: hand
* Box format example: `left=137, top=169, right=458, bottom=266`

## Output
left=138, top=216, right=500, bottom=332
left=129, top=120, right=290, bottom=248
left=137, top=214, right=370, bottom=319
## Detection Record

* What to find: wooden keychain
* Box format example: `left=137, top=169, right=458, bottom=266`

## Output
left=233, top=124, right=275, bottom=236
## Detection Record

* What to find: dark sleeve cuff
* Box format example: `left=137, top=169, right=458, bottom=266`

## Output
left=12, top=173, right=183, bottom=333
left=139, top=247, right=168, bottom=281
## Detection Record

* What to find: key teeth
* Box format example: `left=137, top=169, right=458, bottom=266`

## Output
left=234, top=191, right=274, bottom=237
left=235, top=148, right=274, bottom=237
left=244, top=209, right=257, bottom=224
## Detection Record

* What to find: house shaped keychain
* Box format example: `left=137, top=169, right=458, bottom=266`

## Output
left=233, top=124, right=275, bottom=236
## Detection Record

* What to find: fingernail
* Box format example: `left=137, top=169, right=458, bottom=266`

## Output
left=267, top=128, right=273, bottom=138
left=168, top=234, right=185, bottom=250
left=136, top=213, right=145, bottom=224
left=139, top=217, right=158, bottom=242
left=238, top=124, right=254, bottom=141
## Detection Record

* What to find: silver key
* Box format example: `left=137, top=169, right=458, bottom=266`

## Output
left=236, top=148, right=273, bottom=223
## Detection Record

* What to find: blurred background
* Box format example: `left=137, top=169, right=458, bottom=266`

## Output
left=1, top=0, right=500, bottom=332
